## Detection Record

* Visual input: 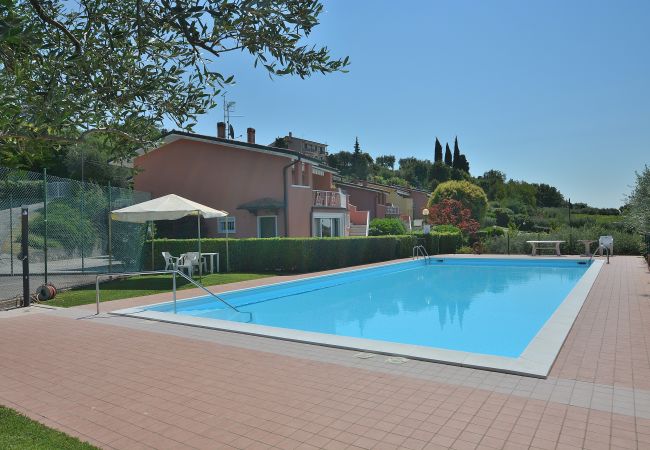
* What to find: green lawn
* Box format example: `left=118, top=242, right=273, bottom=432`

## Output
left=0, top=406, right=98, bottom=450
left=48, top=272, right=272, bottom=308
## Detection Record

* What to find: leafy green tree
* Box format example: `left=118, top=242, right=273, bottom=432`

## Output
left=456, top=154, right=470, bottom=173
left=1, top=0, right=349, bottom=171
left=327, top=139, right=372, bottom=180
left=505, top=180, right=538, bottom=208
left=476, top=170, right=507, bottom=201
left=535, top=183, right=565, bottom=207
left=434, top=138, right=443, bottom=163
left=351, top=137, right=370, bottom=179
left=428, top=180, right=488, bottom=220
left=625, top=165, right=650, bottom=232
left=444, top=143, right=453, bottom=166
left=375, top=155, right=396, bottom=169
left=398, top=157, right=431, bottom=188
left=327, top=151, right=354, bottom=176
left=271, top=137, right=289, bottom=149
left=429, top=161, right=451, bottom=188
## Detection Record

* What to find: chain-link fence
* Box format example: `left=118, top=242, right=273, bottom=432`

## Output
left=0, top=166, right=150, bottom=309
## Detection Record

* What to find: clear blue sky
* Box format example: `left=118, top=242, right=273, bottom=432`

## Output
left=183, top=0, right=649, bottom=208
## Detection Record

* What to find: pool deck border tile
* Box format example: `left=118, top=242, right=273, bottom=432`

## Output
left=0, top=255, right=649, bottom=450
left=111, top=256, right=604, bottom=378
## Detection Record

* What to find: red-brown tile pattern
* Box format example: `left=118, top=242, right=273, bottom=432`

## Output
left=550, top=257, right=650, bottom=390
left=0, top=255, right=648, bottom=450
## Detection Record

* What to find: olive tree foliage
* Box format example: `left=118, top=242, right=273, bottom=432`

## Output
left=626, top=165, right=650, bottom=233
left=0, top=0, right=349, bottom=169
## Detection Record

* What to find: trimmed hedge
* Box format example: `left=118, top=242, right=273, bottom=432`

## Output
left=145, top=233, right=462, bottom=273
left=414, top=232, right=464, bottom=255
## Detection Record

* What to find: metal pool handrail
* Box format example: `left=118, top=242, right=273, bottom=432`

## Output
left=95, top=270, right=250, bottom=321
left=412, top=245, right=430, bottom=263
left=589, top=245, right=610, bottom=264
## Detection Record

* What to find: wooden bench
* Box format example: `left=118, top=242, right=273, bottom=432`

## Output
left=526, top=240, right=565, bottom=256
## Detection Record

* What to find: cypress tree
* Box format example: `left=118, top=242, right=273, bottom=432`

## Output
left=444, top=143, right=453, bottom=166
left=452, top=136, right=461, bottom=169
left=434, top=138, right=443, bottom=162
left=353, top=136, right=361, bottom=154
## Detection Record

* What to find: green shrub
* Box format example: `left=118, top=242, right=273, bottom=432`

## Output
left=457, top=246, right=473, bottom=254
left=429, top=180, right=488, bottom=220
left=13, top=233, right=62, bottom=250
left=493, top=208, right=513, bottom=227
left=368, top=218, right=407, bottom=236
left=479, top=226, right=505, bottom=237
left=431, top=224, right=461, bottom=234
left=145, top=234, right=463, bottom=273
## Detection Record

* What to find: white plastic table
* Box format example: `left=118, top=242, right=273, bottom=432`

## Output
left=201, top=252, right=219, bottom=273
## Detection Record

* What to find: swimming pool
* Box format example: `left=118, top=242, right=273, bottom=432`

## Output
left=115, top=257, right=604, bottom=377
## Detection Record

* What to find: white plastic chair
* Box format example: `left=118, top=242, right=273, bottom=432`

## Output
left=161, top=252, right=178, bottom=270
left=176, top=253, right=197, bottom=277
left=598, top=235, right=614, bottom=256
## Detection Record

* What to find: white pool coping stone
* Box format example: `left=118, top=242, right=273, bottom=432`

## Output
left=112, top=257, right=605, bottom=378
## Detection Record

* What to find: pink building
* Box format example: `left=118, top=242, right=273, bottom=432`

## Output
left=133, top=128, right=370, bottom=238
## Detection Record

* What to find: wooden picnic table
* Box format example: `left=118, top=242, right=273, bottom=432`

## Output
left=526, top=240, right=565, bottom=256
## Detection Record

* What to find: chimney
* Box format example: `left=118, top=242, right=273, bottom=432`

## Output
left=288, top=132, right=292, bottom=138
left=246, top=127, right=255, bottom=144
left=217, top=122, right=226, bottom=138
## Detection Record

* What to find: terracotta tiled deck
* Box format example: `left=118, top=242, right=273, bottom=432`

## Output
left=0, top=256, right=649, bottom=449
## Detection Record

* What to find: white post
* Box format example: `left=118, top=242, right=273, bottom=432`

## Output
left=225, top=214, right=229, bottom=273
left=197, top=212, right=202, bottom=281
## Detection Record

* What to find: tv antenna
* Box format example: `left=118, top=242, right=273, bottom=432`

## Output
left=222, top=92, right=244, bottom=139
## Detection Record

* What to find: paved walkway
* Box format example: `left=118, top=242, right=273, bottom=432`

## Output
left=0, top=256, right=648, bottom=449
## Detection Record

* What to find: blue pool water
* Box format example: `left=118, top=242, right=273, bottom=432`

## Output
left=146, top=259, right=591, bottom=357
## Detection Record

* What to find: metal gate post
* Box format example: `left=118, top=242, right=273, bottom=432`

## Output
left=21, top=207, right=30, bottom=307
left=43, top=168, right=48, bottom=284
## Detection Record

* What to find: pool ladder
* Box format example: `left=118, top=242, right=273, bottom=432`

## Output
left=95, top=269, right=252, bottom=322
left=412, top=245, right=431, bottom=263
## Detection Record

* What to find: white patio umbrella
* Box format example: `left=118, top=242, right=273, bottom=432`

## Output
left=110, top=194, right=228, bottom=277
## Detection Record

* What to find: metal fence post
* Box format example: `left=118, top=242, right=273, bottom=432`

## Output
left=80, top=180, right=85, bottom=273
left=21, top=207, right=30, bottom=307
left=108, top=182, right=112, bottom=273
left=9, top=188, right=13, bottom=276
left=43, top=168, right=48, bottom=284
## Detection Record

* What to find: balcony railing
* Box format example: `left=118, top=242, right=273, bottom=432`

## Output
left=385, top=205, right=400, bottom=216
left=313, top=190, right=346, bottom=208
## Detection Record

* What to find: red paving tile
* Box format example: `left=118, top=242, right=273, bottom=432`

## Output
left=0, top=256, right=648, bottom=449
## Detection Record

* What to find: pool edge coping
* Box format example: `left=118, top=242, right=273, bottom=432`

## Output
left=111, top=256, right=605, bottom=378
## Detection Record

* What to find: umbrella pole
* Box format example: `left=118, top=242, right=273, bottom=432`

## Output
left=225, top=215, right=229, bottom=273
left=197, top=213, right=202, bottom=281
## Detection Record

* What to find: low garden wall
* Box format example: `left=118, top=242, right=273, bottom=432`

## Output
left=145, top=232, right=462, bottom=273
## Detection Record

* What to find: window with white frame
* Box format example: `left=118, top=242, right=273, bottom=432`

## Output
left=313, top=217, right=342, bottom=237
left=217, top=217, right=236, bottom=233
